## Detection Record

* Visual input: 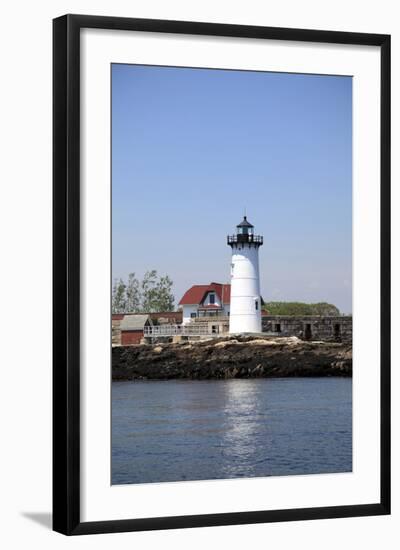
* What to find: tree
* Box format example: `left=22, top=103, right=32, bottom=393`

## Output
left=310, top=302, right=340, bottom=316
left=263, top=301, right=340, bottom=316
left=112, top=278, right=127, bottom=313
left=153, top=275, right=175, bottom=311
left=126, top=272, right=141, bottom=312
left=113, top=271, right=175, bottom=313
left=141, top=271, right=175, bottom=312
left=141, top=270, right=158, bottom=312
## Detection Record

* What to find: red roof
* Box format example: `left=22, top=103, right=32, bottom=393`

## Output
left=112, top=311, right=182, bottom=321
left=179, top=283, right=231, bottom=305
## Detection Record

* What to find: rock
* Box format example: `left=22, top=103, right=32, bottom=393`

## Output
left=214, top=339, right=239, bottom=347
left=247, top=338, right=280, bottom=346
left=112, top=336, right=352, bottom=380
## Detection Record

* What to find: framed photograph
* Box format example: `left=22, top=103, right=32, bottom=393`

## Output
left=53, top=14, right=390, bottom=535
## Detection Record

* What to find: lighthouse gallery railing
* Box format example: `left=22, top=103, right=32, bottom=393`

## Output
left=227, top=234, right=263, bottom=245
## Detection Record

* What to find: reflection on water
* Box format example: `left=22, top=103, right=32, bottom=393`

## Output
left=222, top=380, right=263, bottom=476
left=112, top=378, right=352, bottom=485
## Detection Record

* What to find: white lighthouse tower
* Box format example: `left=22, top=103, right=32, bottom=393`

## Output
left=227, top=216, right=263, bottom=333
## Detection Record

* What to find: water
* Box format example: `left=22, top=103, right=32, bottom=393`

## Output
left=112, top=378, right=352, bottom=485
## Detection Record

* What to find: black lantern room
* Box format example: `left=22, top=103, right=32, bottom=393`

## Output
left=227, top=216, right=263, bottom=247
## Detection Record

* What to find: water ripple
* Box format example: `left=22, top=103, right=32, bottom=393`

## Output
left=112, top=378, right=352, bottom=484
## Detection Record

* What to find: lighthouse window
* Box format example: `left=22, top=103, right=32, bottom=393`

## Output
left=255, top=300, right=259, bottom=310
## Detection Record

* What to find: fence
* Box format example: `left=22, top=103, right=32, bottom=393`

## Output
left=143, top=324, right=211, bottom=336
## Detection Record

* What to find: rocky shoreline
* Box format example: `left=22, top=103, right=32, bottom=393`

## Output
left=112, top=335, right=352, bottom=380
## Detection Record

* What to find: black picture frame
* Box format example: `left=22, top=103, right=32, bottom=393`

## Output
left=53, top=14, right=391, bottom=535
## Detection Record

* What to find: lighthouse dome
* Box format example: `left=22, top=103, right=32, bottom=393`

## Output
left=237, top=216, right=254, bottom=228
left=236, top=216, right=254, bottom=235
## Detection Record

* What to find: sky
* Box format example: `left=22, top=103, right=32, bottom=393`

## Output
left=112, top=64, right=352, bottom=314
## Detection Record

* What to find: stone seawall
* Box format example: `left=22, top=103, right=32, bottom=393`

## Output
left=262, top=316, right=352, bottom=342
left=112, top=336, right=352, bottom=380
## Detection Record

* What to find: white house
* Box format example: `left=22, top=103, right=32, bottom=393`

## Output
left=178, top=283, right=231, bottom=325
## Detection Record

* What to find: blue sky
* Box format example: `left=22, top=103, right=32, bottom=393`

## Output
left=112, top=64, right=352, bottom=313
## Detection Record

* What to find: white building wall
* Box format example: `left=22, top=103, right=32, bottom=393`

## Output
left=202, top=292, right=221, bottom=307
left=229, top=245, right=262, bottom=333
left=182, top=305, right=198, bottom=325
left=181, top=292, right=230, bottom=324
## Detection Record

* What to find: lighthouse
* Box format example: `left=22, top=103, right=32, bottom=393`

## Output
left=227, top=216, right=263, bottom=333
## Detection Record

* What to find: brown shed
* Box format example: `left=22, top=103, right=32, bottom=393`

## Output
left=120, top=314, right=153, bottom=345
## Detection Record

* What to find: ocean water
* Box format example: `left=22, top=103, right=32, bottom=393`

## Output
left=112, top=378, right=352, bottom=485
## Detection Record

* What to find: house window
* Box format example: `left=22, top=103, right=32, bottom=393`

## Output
left=190, top=312, right=197, bottom=318
left=209, top=293, right=215, bottom=304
